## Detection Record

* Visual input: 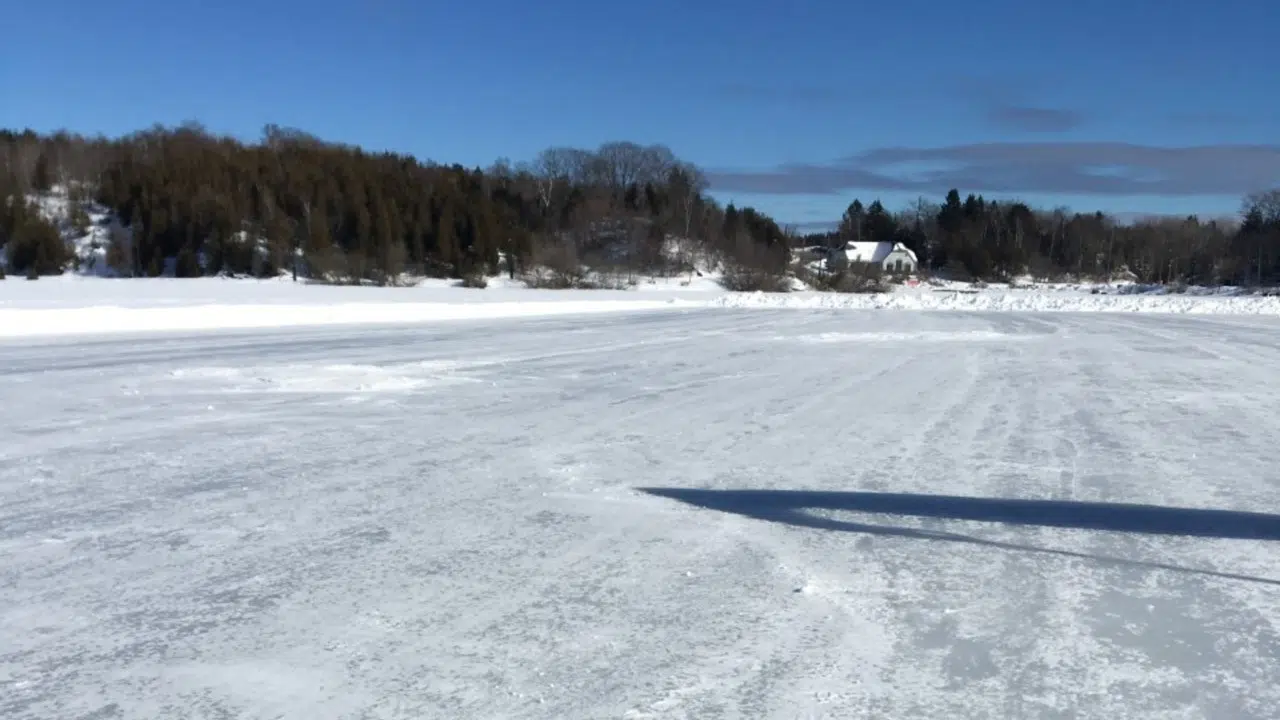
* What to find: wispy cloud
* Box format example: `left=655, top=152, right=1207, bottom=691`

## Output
left=706, top=142, right=1280, bottom=197
left=713, top=75, right=1090, bottom=134
left=942, top=73, right=1087, bottom=134
left=986, top=104, right=1083, bottom=133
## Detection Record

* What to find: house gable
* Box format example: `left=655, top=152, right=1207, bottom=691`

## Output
left=835, top=241, right=918, bottom=272
left=842, top=242, right=890, bottom=264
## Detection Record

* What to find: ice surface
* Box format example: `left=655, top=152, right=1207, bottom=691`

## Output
left=3, top=308, right=1280, bottom=718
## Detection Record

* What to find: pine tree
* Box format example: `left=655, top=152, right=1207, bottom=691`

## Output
left=722, top=203, right=739, bottom=244
left=436, top=202, right=458, bottom=272
left=8, top=209, right=69, bottom=276
left=839, top=200, right=865, bottom=242
left=938, top=189, right=964, bottom=233
left=31, top=153, right=53, bottom=193
left=471, top=200, right=499, bottom=272
left=174, top=245, right=202, bottom=277
left=373, top=194, right=406, bottom=283
left=306, top=202, right=332, bottom=271
left=864, top=200, right=897, bottom=244
left=407, top=211, right=428, bottom=272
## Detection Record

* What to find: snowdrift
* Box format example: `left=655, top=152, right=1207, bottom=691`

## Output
left=710, top=288, right=1280, bottom=315
left=0, top=286, right=693, bottom=339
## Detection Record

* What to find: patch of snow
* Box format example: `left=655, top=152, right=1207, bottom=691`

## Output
left=167, top=360, right=487, bottom=395
left=789, top=330, right=1023, bottom=344
left=27, top=184, right=126, bottom=277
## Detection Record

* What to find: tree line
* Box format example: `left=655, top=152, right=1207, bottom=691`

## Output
left=807, top=189, right=1280, bottom=286
left=1, top=124, right=1277, bottom=287
left=0, top=125, right=787, bottom=285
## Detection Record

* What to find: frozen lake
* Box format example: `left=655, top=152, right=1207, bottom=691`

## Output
left=3, top=308, right=1280, bottom=718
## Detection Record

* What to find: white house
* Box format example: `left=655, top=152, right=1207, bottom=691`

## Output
left=830, top=241, right=918, bottom=275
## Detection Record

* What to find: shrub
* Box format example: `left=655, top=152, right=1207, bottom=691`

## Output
left=521, top=240, right=594, bottom=289
left=106, top=225, right=134, bottom=276
left=6, top=212, right=69, bottom=276
left=69, top=204, right=92, bottom=237
left=838, top=272, right=891, bottom=294
left=521, top=268, right=609, bottom=289
left=588, top=269, right=637, bottom=290
left=174, top=247, right=203, bottom=277
left=456, top=270, right=488, bottom=289
left=792, top=263, right=827, bottom=290
left=788, top=258, right=890, bottom=293
left=302, top=245, right=351, bottom=284
left=719, top=264, right=793, bottom=292
left=719, top=237, right=792, bottom=292
left=518, top=239, right=642, bottom=290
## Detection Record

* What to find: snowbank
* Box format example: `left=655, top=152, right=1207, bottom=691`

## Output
left=0, top=299, right=697, bottom=339
left=5, top=274, right=1280, bottom=341
left=0, top=277, right=701, bottom=339
left=710, top=288, right=1280, bottom=315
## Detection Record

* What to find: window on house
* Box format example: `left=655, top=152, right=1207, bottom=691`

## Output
left=894, top=259, right=903, bottom=273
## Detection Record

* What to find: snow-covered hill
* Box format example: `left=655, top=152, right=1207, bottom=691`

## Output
left=24, top=184, right=129, bottom=277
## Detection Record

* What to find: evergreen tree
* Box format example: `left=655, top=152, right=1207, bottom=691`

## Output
left=436, top=202, right=458, bottom=272
left=839, top=199, right=866, bottom=242
left=864, top=200, right=897, bottom=244
left=174, top=245, right=202, bottom=277
left=723, top=203, right=740, bottom=243
left=31, top=153, right=53, bottom=193
left=938, top=189, right=964, bottom=234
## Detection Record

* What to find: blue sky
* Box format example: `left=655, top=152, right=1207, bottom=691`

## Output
left=4, top=0, right=1279, bottom=227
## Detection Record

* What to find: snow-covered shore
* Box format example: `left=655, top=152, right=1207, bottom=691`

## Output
left=4, top=274, right=1280, bottom=339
